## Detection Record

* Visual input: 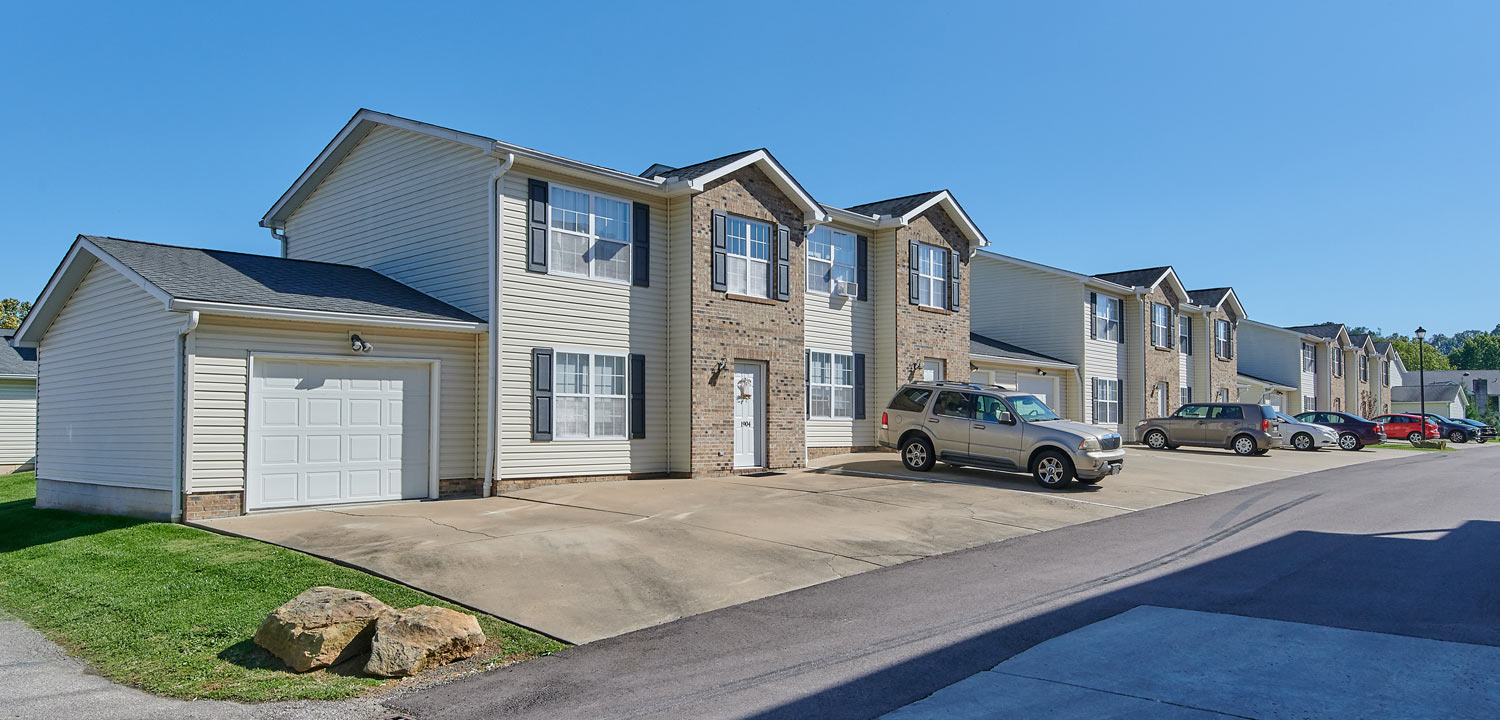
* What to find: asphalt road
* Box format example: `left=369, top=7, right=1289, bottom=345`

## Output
left=389, top=447, right=1500, bottom=720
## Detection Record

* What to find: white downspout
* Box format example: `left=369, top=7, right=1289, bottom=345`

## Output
left=173, top=310, right=199, bottom=522
left=484, top=153, right=516, bottom=498
left=268, top=227, right=289, bottom=258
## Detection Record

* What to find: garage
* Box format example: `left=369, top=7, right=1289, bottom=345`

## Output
left=1017, top=374, right=1058, bottom=408
left=248, top=357, right=436, bottom=510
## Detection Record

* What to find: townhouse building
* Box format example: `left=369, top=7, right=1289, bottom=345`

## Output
left=12, top=110, right=985, bottom=520
left=1238, top=322, right=1351, bottom=413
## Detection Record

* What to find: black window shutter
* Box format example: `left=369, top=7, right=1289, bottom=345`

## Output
left=948, top=249, right=961, bottom=311
left=629, top=353, right=646, bottom=439
left=856, top=235, right=869, bottom=300
left=1229, top=321, right=1236, bottom=359
left=711, top=210, right=728, bottom=291
left=805, top=350, right=811, bottom=417
left=1090, top=377, right=1098, bottom=423
left=908, top=241, right=920, bottom=304
left=527, top=179, right=549, bottom=273
left=632, top=202, right=650, bottom=287
left=531, top=348, right=553, bottom=441
left=854, top=353, right=867, bottom=419
left=1167, top=308, right=1175, bottom=348
left=775, top=224, right=791, bottom=301
left=1116, top=299, right=1125, bottom=344
left=1090, top=292, right=1098, bottom=339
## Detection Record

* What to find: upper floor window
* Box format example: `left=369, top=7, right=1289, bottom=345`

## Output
left=1094, top=295, right=1122, bottom=341
left=1332, top=347, right=1343, bottom=377
left=725, top=216, right=772, bottom=298
left=1383, top=360, right=1390, bottom=386
left=1215, top=320, right=1232, bottom=359
left=808, top=351, right=855, bottom=419
left=915, top=244, right=948, bottom=308
left=1179, top=316, right=1193, bottom=355
left=1302, top=342, right=1316, bottom=372
left=1151, top=304, right=1172, bottom=348
left=554, top=350, right=628, bottom=440
left=1359, top=354, right=1369, bottom=382
left=549, top=185, right=631, bottom=283
left=807, top=228, right=856, bottom=295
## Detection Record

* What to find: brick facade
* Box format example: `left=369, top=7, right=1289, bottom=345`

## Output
left=689, top=166, right=807, bottom=475
left=893, top=209, right=971, bottom=385
left=493, top=471, right=678, bottom=495
left=1205, top=308, right=1238, bottom=403
left=183, top=491, right=243, bottom=521
left=1326, top=345, right=1347, bottom=413
left=1141, top=285, right=1181, bottom=418
left=438, top=477, right=483, bottom=497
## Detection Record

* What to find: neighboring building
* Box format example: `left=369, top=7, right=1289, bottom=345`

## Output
left=1401, top=369, right=1498, bottom=413
left=11, top=109, right=985, bottom=520
left=968, top=332, right=1078, bottom=415
left=0, top=328, right=37, bottom=474
left=1345, top=333, right=1379, bottom=418
left=1390, top=384, right=1468, bottom=419
left=970, top=255, right=1238, bottom=432
left=1238, top=321, right=1349, bottom=413
left=1372, top=340, right=1406, bottom=415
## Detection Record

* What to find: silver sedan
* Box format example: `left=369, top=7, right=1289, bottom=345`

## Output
left=1275, top=412, right=1338, bottom=451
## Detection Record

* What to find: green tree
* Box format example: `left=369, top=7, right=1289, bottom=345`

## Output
left=0, top=298, right=31, bottom=329
left=1388, top=336, right=1451, bottom=371
left=1449, top=334, right=1500, bottom=370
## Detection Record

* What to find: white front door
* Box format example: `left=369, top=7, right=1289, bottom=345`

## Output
left=248, top=358, right=431, bottom=510
left=733, top=362, right=763, bottom=469
left=1018, top=375, right=1056, bottom=409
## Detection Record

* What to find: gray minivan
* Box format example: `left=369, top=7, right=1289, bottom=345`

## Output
left=1135, top=402, right=1281, bottom=455
left=878, top=382, right=1125, bottom=489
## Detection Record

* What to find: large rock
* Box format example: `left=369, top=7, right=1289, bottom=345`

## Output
left=364, top=605, right=486, bottom=678
left=253, top=586, right=390, bottom=672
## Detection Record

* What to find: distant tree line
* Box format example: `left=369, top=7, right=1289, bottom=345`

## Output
left=1347, top=324, right=1500, bottom=371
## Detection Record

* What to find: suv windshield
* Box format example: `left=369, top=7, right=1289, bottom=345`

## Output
left=1008, top=394, right=1059, bottom=422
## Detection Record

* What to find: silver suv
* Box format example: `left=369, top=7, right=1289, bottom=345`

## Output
left=878, top=382, right=1126, bottom=489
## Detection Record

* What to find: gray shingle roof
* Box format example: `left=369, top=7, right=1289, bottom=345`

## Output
left=1349, top=333, right=1373, bottom=347
left=1187, top=287, right=1232, bottom=307
left=970, top=333, right=1074, bottom=367
left=84, top=236, right=484, bottom=323
left=1093, top=266, right=1172, bottom=288
left=846, top=191, right=944, bottom=218
left=639, top=149, right=760, bottom=180
left=0, top=328, right=37, bottom=377
left=1374, top=341, right=1394, bottom=354
left=1390, top=384, right=1463, bottom=403
left=1286, top=323, right=1345, bottom=339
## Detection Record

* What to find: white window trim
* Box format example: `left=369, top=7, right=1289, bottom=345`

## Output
left=553, top=348, right=630, bottom=441
left=1151, top=304, right=1171, bottom=348
left=1179, top=316, right=1192, bottom=356
left=546, top=182, right=633, bottom=285
left=1093, top=378, right=1120, bottom=424
left=807, top=349, right=856, bottom=421
left=1215, top=319, right=1231, bottom=359
left=916, top=243, right=948, bottom=309
left=1302, top=343, right=1316, bottom=372
left=1333, top=348, right=1343, bottom=377
left=1095, top=296, right=1122, bottom=342
left=922, top=358, right=946, bottom=382
left=807, top=227, right=857, bottom=297
left=726, top=214, right=772, bottom=299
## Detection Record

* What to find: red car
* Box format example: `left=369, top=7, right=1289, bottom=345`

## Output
left=1371, top=413, right=1440, bottom=443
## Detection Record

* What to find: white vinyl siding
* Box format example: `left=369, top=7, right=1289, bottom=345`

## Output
left=1085, top=292, right=1127, bottom=428
left=500, top=170, right=669, bottom=478
left=282, top=125, right=494, bottom=318
left=0, top=379, right=37, bottom=468
left=968, top=255, right=1089, bottom=421
left=35, top=261, right=180, bottom=492
left=188, top=316, right=482, bottom=492
left=665, top=195, right=693, bottom=471
left=805, top=223, right=877, bottom=448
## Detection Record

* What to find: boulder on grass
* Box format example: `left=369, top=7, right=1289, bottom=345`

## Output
left=364, top=605, right=486, bottom=678
left=1414, top=438, right=1449, bottom=449
left=253, top=586, right=390, bottom=672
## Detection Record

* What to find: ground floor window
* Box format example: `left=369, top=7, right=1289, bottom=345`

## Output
left=1093, top=378, right=1120, bottom=424
left=922, top=358, right=945, bottom=382
left=808, top=351, right=855, bottom=419
left=555, top=351, right=627, bottom=439
left=1216, top=387, right=1230, bottom=403
left=1303, top=396, right=1317, bottom=412
left=1181, top=386, right=1193, bottom=406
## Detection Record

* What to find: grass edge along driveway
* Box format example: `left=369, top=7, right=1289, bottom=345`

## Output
left=0, top=472, right=565, bottom=702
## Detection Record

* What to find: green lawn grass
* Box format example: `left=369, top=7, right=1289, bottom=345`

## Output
left=1367, top=443, right=1454, bottom=451
left=0, top=471, right=565, bottom=701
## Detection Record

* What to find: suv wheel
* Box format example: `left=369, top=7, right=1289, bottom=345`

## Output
left=1338, top=433, right=1360, bottom=451
left=1449, top=429, right=1467, bottom=443
left=1232, top=434, right=1257, bottom=456
left=1031, top=450, right=1074, bottom=489
left=1292, top=432, right=1314, bottom=451
left=1144, top=430, right=1169, bottom=450
left=901, top=436, right=936, bottom=472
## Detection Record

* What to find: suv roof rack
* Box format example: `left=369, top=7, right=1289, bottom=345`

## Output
left=916, top=380, right=1012, bottom=392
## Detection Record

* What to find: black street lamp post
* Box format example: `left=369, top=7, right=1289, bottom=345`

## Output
left=1416, top=326, right=1427, bottom=439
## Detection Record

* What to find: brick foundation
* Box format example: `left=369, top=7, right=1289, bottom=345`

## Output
left=492, top=472, right=679, bottom=495
left=183, top=491, right=243, bottom=521
left=438, top=477, right=484, bottom=498
left=807, top=445, right=880, bottom=459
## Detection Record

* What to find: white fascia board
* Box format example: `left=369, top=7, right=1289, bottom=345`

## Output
left=974, top=251, right=1135, bottom=294
left=897, top=192, right=989, bottom=248
left=1154, top=268, right=1189, bottom=302
left=1222, top=289, right=1246, bottom=320
left=671, top=150, right=828, bottom=223
left=1236, top=373, right=1297, bottom=392
left=500, top=143, right=664, bottom=194
left=11, top=237, right=174, bottom=347
left=820, top=205, right=883, bottom=230
left=170, top=300, right=488, bottom=333
left=972, top=353, right=1077, bottom=370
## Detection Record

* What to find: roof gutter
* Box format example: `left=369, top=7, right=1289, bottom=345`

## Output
left=970, top=353, right=1077, bottom=371
left=166, top=300, right=487, bottom=333
left=483, top=152, right=515, bottom=499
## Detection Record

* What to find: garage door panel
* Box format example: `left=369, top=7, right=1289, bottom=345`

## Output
left=249, top=359, right=431, bottom=510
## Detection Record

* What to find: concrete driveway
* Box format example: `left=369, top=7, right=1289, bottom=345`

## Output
left=200, top=444, right=1440, bottom=644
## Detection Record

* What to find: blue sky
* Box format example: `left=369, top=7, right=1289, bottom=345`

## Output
left=2, top=1, right=1495, bottom=335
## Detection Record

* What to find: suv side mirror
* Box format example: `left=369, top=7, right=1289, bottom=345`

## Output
left=998, top=410, right=1015, bottom=425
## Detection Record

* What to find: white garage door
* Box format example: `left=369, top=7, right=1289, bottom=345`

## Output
left=249, top=359, right=431, bottom=510
left=1017, top=375, right=1057, bottom=409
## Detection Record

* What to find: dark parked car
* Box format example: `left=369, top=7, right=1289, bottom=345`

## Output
left=1418, top=413, right=1482, bottom=443
left=1452, top=417, right=1495, bottom=442
left=1293, top=411, right=1386, bottom=451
